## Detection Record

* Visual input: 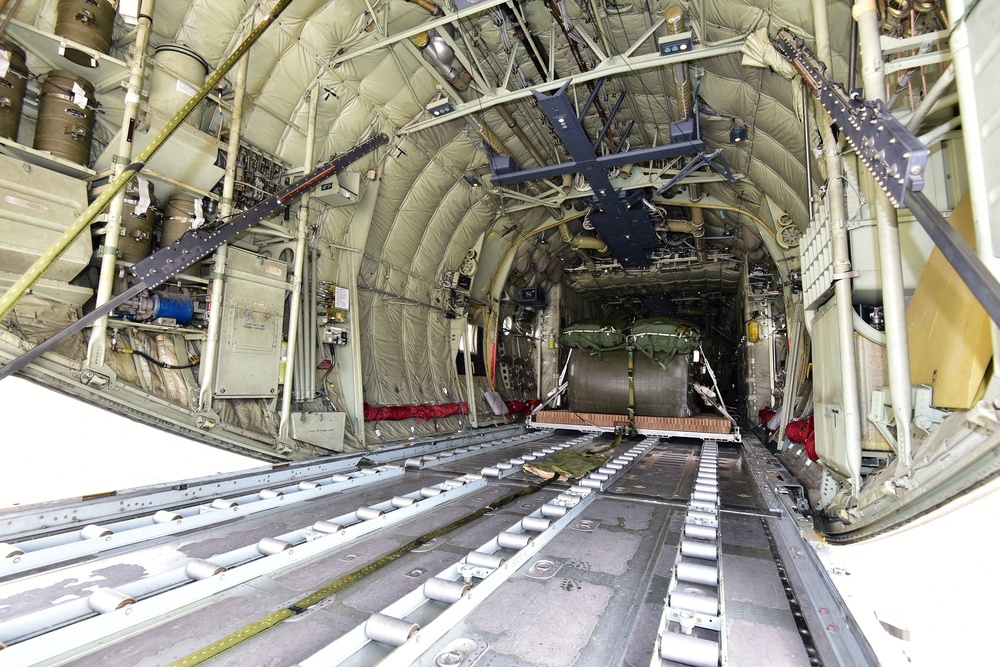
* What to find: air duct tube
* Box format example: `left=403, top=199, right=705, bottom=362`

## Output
left=412, top=30, right=471, bottom=92
left=665, top=6, right=692, bottom=119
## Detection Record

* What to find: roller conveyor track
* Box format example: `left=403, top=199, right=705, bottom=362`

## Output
left=0, top=433, right=873, bottom=666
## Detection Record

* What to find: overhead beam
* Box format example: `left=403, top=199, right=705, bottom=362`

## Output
left=399, top=41, right=746, bottom=135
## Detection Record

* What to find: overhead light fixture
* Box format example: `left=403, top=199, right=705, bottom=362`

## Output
left=426, top=98, right=455, bottom=117
left=464, top=175, right=481, bottom=188
left=730, top=119, right=748, bottom=143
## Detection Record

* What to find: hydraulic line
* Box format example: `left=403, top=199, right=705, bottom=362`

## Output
left=116, top=348, right=198, bottom=370
left=0, top=0, right=296, bottom=322
left=166, top=477, right=558, bottom=667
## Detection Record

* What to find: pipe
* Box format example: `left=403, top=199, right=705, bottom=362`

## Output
left=496, top=104, right=547, bottom=168
left=803, top=83, right=814, bottom=207
left=84, top=0, right=155, bottom=374
left=691, top=206, right=707, bottom=261
left=856, top=0, right=914, bottom=474
left=404, top=0, right=440, bottom=13
left=0, top=0, right=296, bottom=323
left=917, top=115, right=961, bottom=146
left=561, top=174, right=573, bottom=195
left=278, top=84, right=319, bottom=440
left=848, top=12, right=859, bottom=91
left=309, top=245, right=318, bottom=393
left=0, top=0, right=23, bottom=39
left=413, top=30, right=472, bottom=92
left=198, top=49, right=250, bottom=413
left=905, top=63, right=956, bottom=132
left=666, top=6, right=693, bottom=118
left=814, top=0, right=864, bottom=493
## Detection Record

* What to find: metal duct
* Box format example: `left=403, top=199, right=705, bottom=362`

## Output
left=413, top=30, right=472, bottom=92
left=666, top=6, right=692, bottom=119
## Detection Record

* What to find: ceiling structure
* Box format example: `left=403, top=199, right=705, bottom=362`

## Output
left=7, top=0, right=847, bottom=310
left=5, top=0, right=855, bottom=444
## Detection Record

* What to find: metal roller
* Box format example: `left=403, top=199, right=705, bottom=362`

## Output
left=423, top=577, right=470, bottom=603
left=298, top=481, right=320, bottom=490
left=684, top=524, right=718, bottom=541
left=420, top=487, right=443, bottom=497
left=686, top=510, right=717, bottom=523
left=356, top=469, right=379, bottom=476
left=257, top=537, right=292, bottom=555
left=185, top=559, right=226, bottom=580
left=80, top=524, right=113, bottom=539
left=496, top=531, right=533, bottom=549
left=88, top=587, right=135, bottom=614
left=531, top=451, right=547, bottom=457
left=681, top=539, right=718, bottom=562
left=391, top=496, right=416, bottom=508
left=453, top=448, right=469, bottom=454
left=496, top=462, right=513, bottom=470
left=541, top=503, right=568, bottom=518
left=356, top=506, right=385, bottom=521
left=671, top=589, right=719, bottom=616
left=659, top=631, right=719, bottom=667
left=482, top=466, right=502, bottom=477
left=0, top=542, right=24, bottom=558
left=211, top=498, right=238, bottom=509
left=152, top=510, right=182, bottom=523
left=382, top=463, right=404, bottom=470
left=692, top=490, right=718, bottom=504
left=694, top=483, right=718, bottom=494
left=258, top=489, right=283, bottom=500
left=556, top=493, right=582, bottom=504
left=696, top=475, right=717, bottom=485
left=510, top=458, right=525, bottom=465
left=466, top=550, right=505, bottom=569
left=439, top=451, right=454, bottom=458
left=580, top=478, right=603, bottom=490
left=589, top=473, right=610, bottom=482
left=521, top=454, right=537, bottom=461
left=676, top=560, right=719, bottom=586
left=312, top=521, right=344, bottom=534
left=443, top=479, right=466, bottom=488
left=689, top=500, right=717, bottom=513
left=612, top=458, right=629, bottom=465
left=331, top=474, right=353, bottom=482
left=364, top=613, right=419, bottom=646
left=567, top=485, right=592, bottom=495
left=521, top=516, right=551, bottom=532
left=542, top=448, right=557, bottom=453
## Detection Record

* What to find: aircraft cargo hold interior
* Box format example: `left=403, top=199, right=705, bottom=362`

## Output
left=1, top=0, right=999, bottom=665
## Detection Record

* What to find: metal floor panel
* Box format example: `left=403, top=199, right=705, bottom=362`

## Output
left=0, top=434, right=868, bottom=666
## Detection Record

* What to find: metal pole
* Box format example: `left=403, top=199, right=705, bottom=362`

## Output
left=279, top=86, right=319, bottom=440
left=813, top=0, right=864, bottom=492
left=83, top=0, right=154, bottom=375
left=198, top=51, right=250, bottom=413
left=855, top=0, right=914, bottom=473
left=0, top=0, right=296, bottom=322
left=310, top=245, right=318, bottom=394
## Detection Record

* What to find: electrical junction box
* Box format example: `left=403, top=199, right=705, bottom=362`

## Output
left=212, top=247, right=288, bottom=398
left=312, top=171, right=361, bottom=208
left=322, top=324, right=348, bottom=346
left=427, top=98, right=455, bottom=117
left=658, top=32, right=693, bottom=55
left=514, top=287, right=546, bottom=308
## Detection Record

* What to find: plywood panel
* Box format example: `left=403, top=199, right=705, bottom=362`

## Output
left=906, top=193, right=991, bottom=409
